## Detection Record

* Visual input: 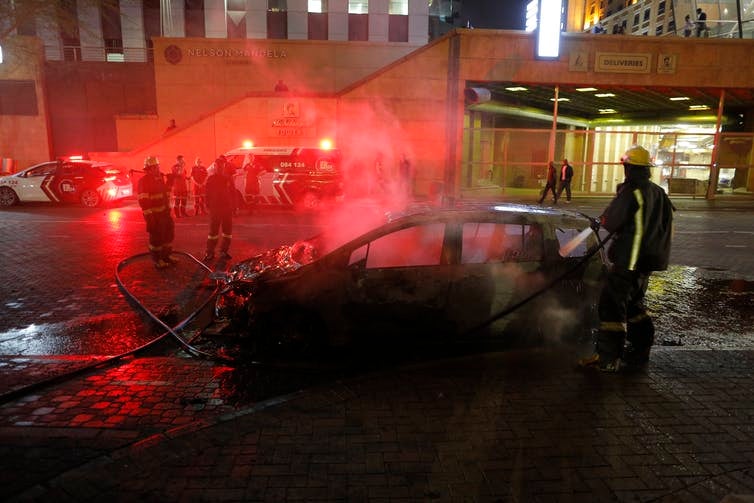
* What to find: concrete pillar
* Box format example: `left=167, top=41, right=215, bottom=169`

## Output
left=329, top=0, right=348, bottom=40
left=288, top=0, right=308, bottom=39
left=121, top=0, right=147, bottom=62
left=78, top=1, right=105, bottom=61
left=408, top=0, right=428, bottom=45
left=369, top=0, right=389, bottom=42
left=247, top=0, right=267, bottom=39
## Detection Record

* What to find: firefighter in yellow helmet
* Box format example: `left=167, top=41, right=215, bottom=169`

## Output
left=578, top=145, right=675, bottom=372
left=137, top=156, right=177, bottom=269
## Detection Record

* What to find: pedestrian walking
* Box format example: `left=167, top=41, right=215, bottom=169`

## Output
left=555, top=158, right=574, bottom=203
left=203, top=156, right=235, bottom=262
left=171, top=155, right=189, bottom=217
left=191, top=157, right=208, bottom=216
left=137, top=156, right=177, bottom=269
left=538, top=161, right=558, bottom=204
left=577, top=145, right=675, bottom=373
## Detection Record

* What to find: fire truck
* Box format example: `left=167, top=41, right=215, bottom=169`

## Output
left=223, top=145, right=343, bottom=211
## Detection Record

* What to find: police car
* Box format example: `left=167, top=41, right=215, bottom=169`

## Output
left=223, top=145, right=343, bottom=211
left=0, top=158, right=133, bottom=208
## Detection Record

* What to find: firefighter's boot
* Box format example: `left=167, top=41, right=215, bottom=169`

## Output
left=152, top=250, right=170, bottom=269
left=162, top=246, right=178, bottom=265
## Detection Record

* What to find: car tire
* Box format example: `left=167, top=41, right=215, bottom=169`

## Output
left=0, top=187, right=19, bottom=207
left=79, top=189, right=101, bottom=208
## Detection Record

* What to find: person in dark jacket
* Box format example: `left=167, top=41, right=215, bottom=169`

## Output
left=538, top=161, right=558, bottom=204
left=578, top=145, right=675, bottom=372
left=203, top=156, right=235, bottom=262
left=555, top=158, right=574, bottom=203
left=137, top=156, right=176, bottom=269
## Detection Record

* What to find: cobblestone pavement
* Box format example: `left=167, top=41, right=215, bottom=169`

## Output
left=1, top=196, right=754, bottom=502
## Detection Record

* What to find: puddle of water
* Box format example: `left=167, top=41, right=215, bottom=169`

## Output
left=648, top=265, right=754, bottom=349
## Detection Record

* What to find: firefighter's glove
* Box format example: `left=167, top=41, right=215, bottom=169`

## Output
left=590, top=217, right=601, bottom=232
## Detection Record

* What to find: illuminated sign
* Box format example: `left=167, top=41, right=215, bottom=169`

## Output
left=0, top=44, right=3, bottom=64
left=536, top=0, right=562, bottom=59
left=595, top=52, right=651, bottom=73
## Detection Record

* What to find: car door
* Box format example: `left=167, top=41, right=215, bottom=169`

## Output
left=19, top=163, right=59, bottom=202
left=343, top=222, right=451, bottom=343
left=445, top=220, right=547, bottom=339
left=51, top=162, right=85, bottom=203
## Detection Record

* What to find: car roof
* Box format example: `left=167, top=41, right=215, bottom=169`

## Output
left=385, top=202, right=590, bottom=224
left=225, top=147, right=341, bottom=156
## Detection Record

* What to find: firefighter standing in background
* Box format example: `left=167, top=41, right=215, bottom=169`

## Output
left=578, top=145, right=674, bottom=372
left=191, top=157, right=208, bottom=216
left=138, top=156, right=177, bottom=269
left=171, top=155, right=189, bottom=217
left=203, top=156, right=235, bottom=262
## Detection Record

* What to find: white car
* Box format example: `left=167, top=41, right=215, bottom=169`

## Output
left=0, top=159, right=133, bottom=208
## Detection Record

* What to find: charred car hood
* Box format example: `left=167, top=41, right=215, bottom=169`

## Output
left=225, top=240, right=319, bottom=284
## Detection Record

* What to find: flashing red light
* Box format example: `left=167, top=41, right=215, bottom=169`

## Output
left=242, top=140, right=254, bottom=149
left=319, top=138, right=333, bottom=150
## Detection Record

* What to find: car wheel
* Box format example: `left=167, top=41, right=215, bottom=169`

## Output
left=79, top=189, right=101, bottom=207
left=297, top=191, right=321, bottom=212
left=0, top=187, right=19, bottom=207
left=254, top=308, right=324, bottom=359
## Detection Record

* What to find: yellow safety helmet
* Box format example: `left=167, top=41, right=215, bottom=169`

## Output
left=144, top=156, right=160, bottom=169
left=621, top=145, right=653, bottom=167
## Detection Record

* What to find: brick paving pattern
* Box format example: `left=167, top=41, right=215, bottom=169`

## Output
left=1, top=197, right=753, bottom=502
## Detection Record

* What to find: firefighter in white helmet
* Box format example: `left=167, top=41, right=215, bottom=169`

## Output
left=578, top=145, right=675, bottom=372
left=137, top=156, right=177, bottom=269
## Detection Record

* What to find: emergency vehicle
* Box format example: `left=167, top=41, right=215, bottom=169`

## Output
left=223, top=145, right=343, bottom=211
left=0, top=158, right=133, bottom=208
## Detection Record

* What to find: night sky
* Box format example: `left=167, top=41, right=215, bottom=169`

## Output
left=460, top=0, right=529, bottom=30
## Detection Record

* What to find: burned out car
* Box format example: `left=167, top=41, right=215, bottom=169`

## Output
left=209, top=203, right=607, bottom=357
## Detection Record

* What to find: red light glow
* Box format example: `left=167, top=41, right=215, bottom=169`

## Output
left=319, top=138, right=333, bottom=150
left=242, top=140, right=254, bottom=149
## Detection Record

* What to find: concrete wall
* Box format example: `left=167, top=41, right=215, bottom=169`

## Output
left=149, top=37, right=423, bottom=130
left=0, top=36, right=50, bottom=171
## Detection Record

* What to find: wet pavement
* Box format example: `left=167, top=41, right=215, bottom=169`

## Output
left=1, top=196, right=754, bottom=501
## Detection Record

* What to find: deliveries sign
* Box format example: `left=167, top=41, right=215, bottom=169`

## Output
left=595, top=53, right=651, bottom=74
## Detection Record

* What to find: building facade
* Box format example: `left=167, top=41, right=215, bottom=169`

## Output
left=2, top=1, right=754, bottom=199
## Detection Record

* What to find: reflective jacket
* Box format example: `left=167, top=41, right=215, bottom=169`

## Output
left=601, top=167, right=674, bottom=272
left=137, top=172, right=171, bottom=218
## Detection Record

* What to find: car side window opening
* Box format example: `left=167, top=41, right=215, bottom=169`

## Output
left=361, top=223, right=445, bottom=268
left=461, top=222, right=543, bottom=263
left=27, top=164, right=55, bottom=177
left=555, top=227, right=590, bottom=257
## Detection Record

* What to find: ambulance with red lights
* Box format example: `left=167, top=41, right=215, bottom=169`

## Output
left=222, top=142, right=343, bottom=211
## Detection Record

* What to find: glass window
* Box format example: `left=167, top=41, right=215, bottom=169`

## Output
left=389, top=0, right=407, bottom=15
left=268, top=0, right=287, bottom=12
left=555, top=227, right=590, bottom=258
left=461, top=223, right=543, bottom=263
left=308, top=0, right=327, bottom=13
left=365, top=224, right=445, bottom=268
left=349, top=0, right=368, bottom=14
